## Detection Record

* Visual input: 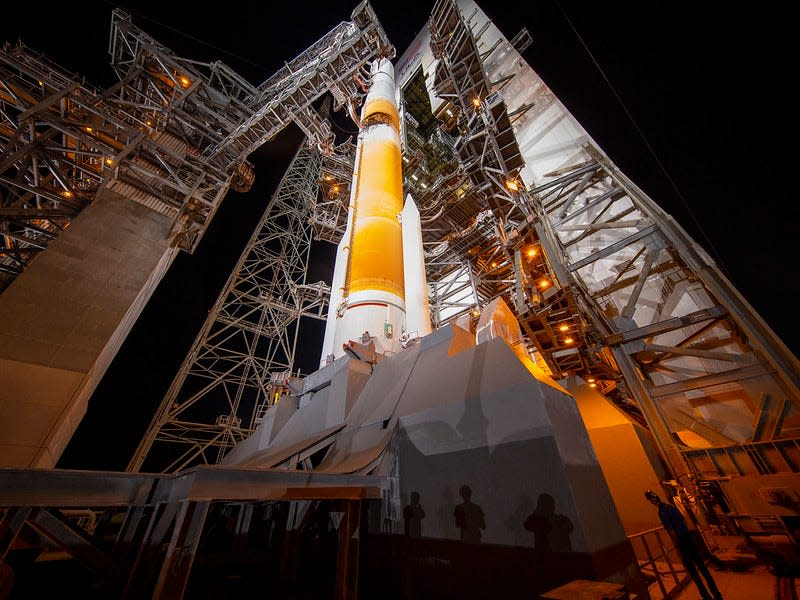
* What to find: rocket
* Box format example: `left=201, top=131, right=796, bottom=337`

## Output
left=320, top=58, right=431, bottom=366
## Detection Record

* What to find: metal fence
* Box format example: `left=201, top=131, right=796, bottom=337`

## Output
left=628, top=526, right=692, bottom=599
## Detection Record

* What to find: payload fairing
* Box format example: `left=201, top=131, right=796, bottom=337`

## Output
left=319, top=58, right=431, bottom=366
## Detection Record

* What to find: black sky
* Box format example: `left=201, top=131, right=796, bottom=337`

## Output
left=1, top=1, right=794, bottom=470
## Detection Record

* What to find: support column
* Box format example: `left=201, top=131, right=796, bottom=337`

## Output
left=152, top=500, right=210, bottom=599
left=0, top=189, right=176, bottom=467
left=334, top=500, right=362, bottom=600
left=0, top=507, right=31, bottom=562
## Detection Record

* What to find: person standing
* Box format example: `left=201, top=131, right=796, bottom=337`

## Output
left=645, top=490, right=723, bottom=600
left=453, top=485, right=485, bottom=544
left=403, top=491, right=425, bottom=538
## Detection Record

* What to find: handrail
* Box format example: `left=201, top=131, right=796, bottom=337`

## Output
left=627, top=526, right=692, bottom=599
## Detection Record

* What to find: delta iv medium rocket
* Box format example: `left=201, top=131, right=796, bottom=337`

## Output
left=319, top=58, right=431, bottom=366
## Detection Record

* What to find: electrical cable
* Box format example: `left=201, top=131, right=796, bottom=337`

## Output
left=99, top=0, right=271, bottom=74
left=553, top=0, right=731, bottom=277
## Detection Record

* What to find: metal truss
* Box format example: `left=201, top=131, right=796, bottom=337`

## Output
left=129, top=144, right=327, bottom=473
left=528, top=156, right=800, bottom=463
left=0, top=45, right=128, bottom=288
left=422, top=0, right=800, bottom=489
left=429, top=0, right=526, bottom=230
left=427, top=254, right=480, bottom=325
left=375, top=0, right=532, bottom=329
left=0, top=20, right=245, bottom=290
left=0, top=3, right=391, bottom=292
left=207, top=1, right=393, bottom=164
left=0, top=466, right=386, bottom=599
left=309, top=140, right=356, bottom=243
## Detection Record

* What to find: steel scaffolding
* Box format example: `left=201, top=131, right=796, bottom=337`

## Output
left=426, top=0, right=800, bottom=486
left=0, top=2, right=392, bottom=292
left=127, top=0, right=800, bottom=483
left=129, top=144, right=327, bottom=473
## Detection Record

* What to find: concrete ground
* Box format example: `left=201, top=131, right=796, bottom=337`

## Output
left=672, top=535, right=798, bottom=600
left=674, top=564, right=786, bottom=600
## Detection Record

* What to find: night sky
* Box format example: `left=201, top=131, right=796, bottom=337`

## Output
left=1, top=1, right=794, bottom=470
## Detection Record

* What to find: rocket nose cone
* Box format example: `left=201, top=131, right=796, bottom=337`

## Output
left=404, top=193, right=419, bottom=212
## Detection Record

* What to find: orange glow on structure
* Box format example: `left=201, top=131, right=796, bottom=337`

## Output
left=179, top=76, right=191, bottom=88
left=558, top=324, right=569, bottom=332
left=564, top=337, right=574, bottom=345
left=105, top=158, right=114, bottom=166
left=538, top=279, right=550, bottom=289
left=472, top=97, right=481, bottom=108
left=491, top=262, right=497, bottom=268
left=589, top=383, right=597, bottom=388
left=587, top=378, right=596, bottom=383
left=526, top=247, right=537, bottom=258
left=506, top=179, right=519, bottom=192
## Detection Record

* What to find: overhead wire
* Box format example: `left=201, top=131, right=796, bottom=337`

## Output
left=552, top=0, right=731, bottom=278
left=98, top=0, right=271, bottom=75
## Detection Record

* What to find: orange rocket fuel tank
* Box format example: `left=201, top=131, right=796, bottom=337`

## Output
left=321, top=58, right=408, bottom=361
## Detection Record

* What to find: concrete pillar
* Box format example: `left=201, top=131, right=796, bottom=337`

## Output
left=0, top=188, right=177, bottom=467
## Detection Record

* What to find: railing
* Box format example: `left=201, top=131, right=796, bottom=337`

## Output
left=627, top=526, right=691, bottom=599
left=684, top=438, right=800, bottom=478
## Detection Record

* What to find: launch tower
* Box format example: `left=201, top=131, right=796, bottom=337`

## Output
left=1, top=1, right=798, bottom=598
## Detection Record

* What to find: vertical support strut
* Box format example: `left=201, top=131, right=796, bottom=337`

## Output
left=128, top=143, right=327, bottom=474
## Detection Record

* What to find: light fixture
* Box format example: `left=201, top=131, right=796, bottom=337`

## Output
left=506, top=179, right=519, bottom=192
left=564, top=337, right=574, bottom=345
left=538, top=279, right=550, bottom=289
left=587, top=378, right=596, bottom=383
left=526, top=247, right=537, bottom=258
left=558, top=324, right=569, bottom=332
left=179, top=76, right=191, bottom=88
left=472, top=97, right=481, bottom=108
left=589, top=383, right=597, bottom=388
left=105, top=158, right=114, bottom=166
left=491, top=262, right=497, bottom=268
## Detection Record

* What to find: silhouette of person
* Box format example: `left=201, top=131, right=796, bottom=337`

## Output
left=524, top=493, right=574, bottom=552
left=645, top=490, right=723, bottom=600
left=453, top=484, right=485, bottom=544
left=403, top=491, right=425, bottom=538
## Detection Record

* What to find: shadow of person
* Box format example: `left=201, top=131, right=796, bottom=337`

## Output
left=453, top=484, right=486, bottom=544
left=524, top=493, right=573, bottom=553
left=403, top=491, right=425, bottom=538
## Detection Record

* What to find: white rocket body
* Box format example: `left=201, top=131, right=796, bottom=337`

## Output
left=319, top=59, right=431, bottom=366
left=401, top=193, right=432, bottom=339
